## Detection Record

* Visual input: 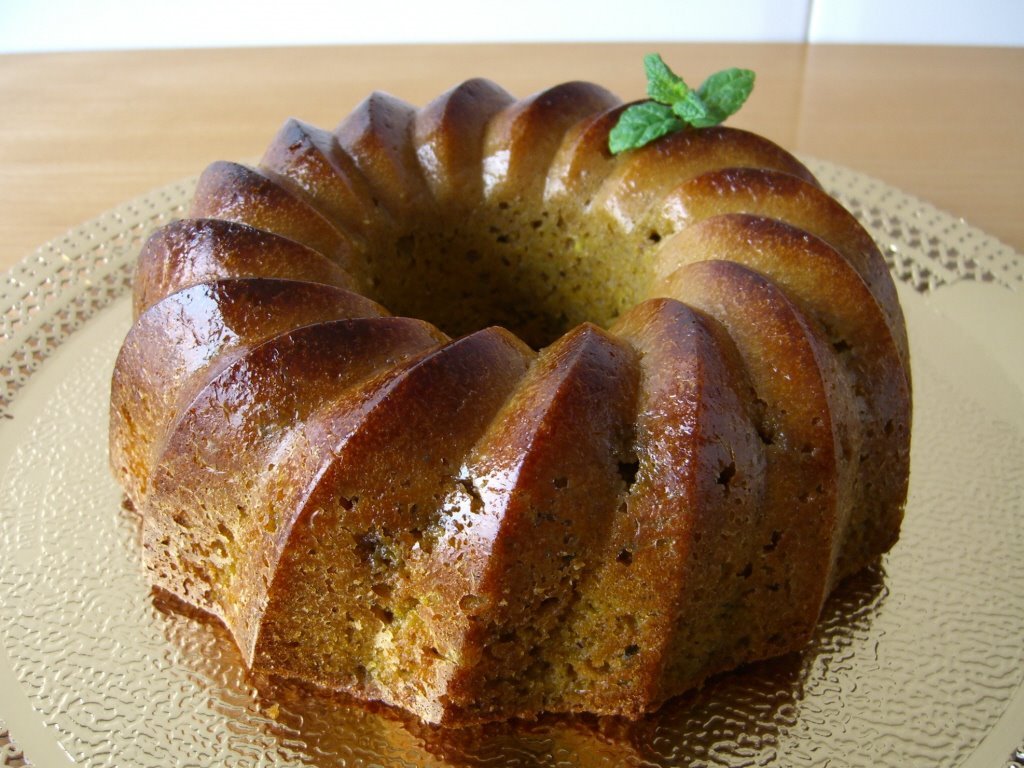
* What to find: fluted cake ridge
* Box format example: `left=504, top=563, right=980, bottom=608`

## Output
left=109, top=75, right=911, bottom=725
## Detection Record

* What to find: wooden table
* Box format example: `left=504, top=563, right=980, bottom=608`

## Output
left=1, top=43, right=1022, bottom=273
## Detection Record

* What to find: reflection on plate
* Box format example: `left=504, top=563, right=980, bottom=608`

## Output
left=1, top=161, right=1023, bottom=767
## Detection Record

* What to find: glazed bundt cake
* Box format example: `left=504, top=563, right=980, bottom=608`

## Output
left=109, top=65, right=911, bottom=725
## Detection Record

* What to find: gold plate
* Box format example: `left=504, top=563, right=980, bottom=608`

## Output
left=1, top=161, right=1023, bottom=767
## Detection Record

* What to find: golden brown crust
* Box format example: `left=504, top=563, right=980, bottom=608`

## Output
left=413, top=78, right=514, bottom=205
left=113, top=77, right=911, bottom=725
left=260, top=118, right=389, bottom=256
left=436, top=323, right=639, bottom=723
left=652, top=214, right=911, bottom=576
left=143, top=316, right=450, bottom=653
left=252, top=327, right=535, bottom=722
left=591, top=126, right=819, bottom=235
left=133, top=218, right=357, bottom=317
left=191, top=160, right=359, bottom=275
left=603, top=298, right=769, bottom=712
left=335, top=91, right=434, bottom=219
left=544, top=101, right=629, bottom=204
left=110, top=279, right=387, bottom=511
left=482, top=81, right=621, bottom=202
left=658, top=259, right=859, bottom=653
left=652, top=167, right=910, bottom=378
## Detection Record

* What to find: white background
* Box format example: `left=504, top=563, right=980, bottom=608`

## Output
left=1, top=0, right=1022, bottom=52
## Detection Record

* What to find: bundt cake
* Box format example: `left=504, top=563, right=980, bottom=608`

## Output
left=109, top=64, right=911, bottom=726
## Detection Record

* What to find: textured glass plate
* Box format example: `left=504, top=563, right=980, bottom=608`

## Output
left=1, top=161, right=1023, bottom=768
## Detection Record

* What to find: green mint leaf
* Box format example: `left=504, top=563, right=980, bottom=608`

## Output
left=643, top=53, right=690, bottom=105
left=608, top=101, right=683, bottom=154
left=609, top=56, right=757, bottom=154
left=671, top=91, right=719, bottom=128
left=697, top=68, right=755, bottom=123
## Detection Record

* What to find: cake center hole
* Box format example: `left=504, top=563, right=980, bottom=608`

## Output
left=362, top=203, right=652, bottom=348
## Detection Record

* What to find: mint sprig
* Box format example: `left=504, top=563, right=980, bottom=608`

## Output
left=605, top=102, right=683, bottom=155
left=644, top=53, right=690, bottom=104
left=608, top=54, right=755, bottom=154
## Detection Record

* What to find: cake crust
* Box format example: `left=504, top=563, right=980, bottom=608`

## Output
left=110, top=75, right=911, bottom=725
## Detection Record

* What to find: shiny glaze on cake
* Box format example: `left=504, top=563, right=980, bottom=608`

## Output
left=110, top=77, right=911, bottom=725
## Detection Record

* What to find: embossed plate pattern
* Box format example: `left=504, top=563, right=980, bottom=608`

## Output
left=1, top=161, right=1023, bottom=767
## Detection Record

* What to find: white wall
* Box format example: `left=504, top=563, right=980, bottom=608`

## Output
left=0, top=0, right=1021, bottom=53
left=808, top=0, right=1024, bottom=46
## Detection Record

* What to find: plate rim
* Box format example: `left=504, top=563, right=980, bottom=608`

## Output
left=2, top=160, right=1023, bottom=767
